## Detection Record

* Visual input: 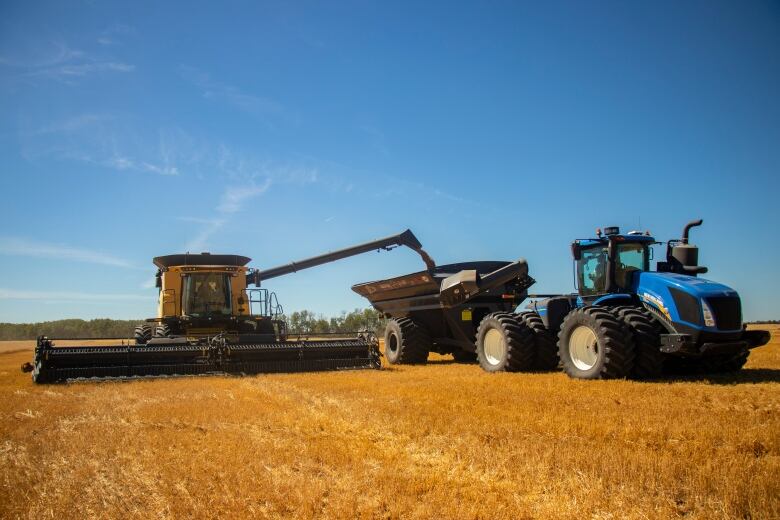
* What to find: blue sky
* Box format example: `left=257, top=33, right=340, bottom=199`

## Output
left=1, top=1, right=778, bottom=323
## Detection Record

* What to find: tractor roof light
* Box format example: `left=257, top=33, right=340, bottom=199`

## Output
left=702, top=300, right=716, bottom=328
left=604, top=226, right=620, bottom=236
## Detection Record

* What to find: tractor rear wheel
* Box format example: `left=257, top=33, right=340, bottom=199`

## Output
left=154, top=324, right=172, bottom=338
left=517, top=311, right=559, bottom=371
left=476, top=312, right=535, bottom=372
left=613, top=306, right=665, bottom=379
left=557, top=306, right=635, bottom=379
left=383, top=318, right=430, bottom=364
left=134, top=325, right=152, bottom=345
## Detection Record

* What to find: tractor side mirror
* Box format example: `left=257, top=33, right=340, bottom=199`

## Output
left=571, top=243, right=582, bottom=261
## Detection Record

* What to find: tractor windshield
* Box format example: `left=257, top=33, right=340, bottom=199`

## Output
left=182, top=273, right=232, bottom=316
left=615, top=243, right=648, bottom=289
left=577, top=246, right=607, bottom=296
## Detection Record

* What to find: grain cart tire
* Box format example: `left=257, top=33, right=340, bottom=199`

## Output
left=558, top=306, right=635, bottom=379
left=383, top=318, right=430, bottom=364
left=452, top=349, right=477, bottom=363
left=154, top=324, right=172, bottom=338
left=613, top=306, right=665, bottom=379
left=476, top=312, right=535, bottom=373
left=517, top=312, right=559, bottom=371
left=702, top=348, right=749, bottom=374
left=134, top=324, right=152, bottom=345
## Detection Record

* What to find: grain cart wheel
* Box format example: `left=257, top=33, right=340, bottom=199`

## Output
left=383, top=318, right=430, bottom=364
left=613, top=306, right=665, bottom=379
left=452, top=349, right=478, bottom=363
left=154, top=324, right=172, bottom=338
left=702, top=348, right=750, bottom=373
left=517, top=312, right=559, bottom=371
left=476, top=312, right=535, bottom=372
left=557, top=306, right=635, bottom=379
left=134, top=324, right=152, bottom=345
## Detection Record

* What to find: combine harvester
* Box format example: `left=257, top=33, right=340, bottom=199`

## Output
left=355, top=220, right=770, bottom=379
left=24, top=230, right=434, bottom=383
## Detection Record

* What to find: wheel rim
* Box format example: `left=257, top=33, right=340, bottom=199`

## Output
left=483, top=328, right=506, bottom=366
left=387, top=333, right=399, bottom=354
left=569, top=325, right=599, bottom=370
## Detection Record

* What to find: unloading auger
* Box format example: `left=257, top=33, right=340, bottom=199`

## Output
left=24, top=230, right=435, bottom=383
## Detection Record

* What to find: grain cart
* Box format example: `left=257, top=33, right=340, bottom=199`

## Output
left=530, top=219, right=770, bottom=379
left=24, top=230, right=434, bottom=383
left=352, top=259, right=559, bottom=371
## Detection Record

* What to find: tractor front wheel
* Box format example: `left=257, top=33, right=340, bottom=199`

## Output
left=558, top=307, right=635, bottom=379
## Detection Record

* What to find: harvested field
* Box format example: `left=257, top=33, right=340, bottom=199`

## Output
left=1, top=326, right=778, bottom=519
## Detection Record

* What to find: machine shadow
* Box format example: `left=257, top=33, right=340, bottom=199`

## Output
left=649, top=368, right=780, bottom=385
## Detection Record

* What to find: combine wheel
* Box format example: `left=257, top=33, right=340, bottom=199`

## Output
left=557, top=306, right=635, bottom=379
left=134, top=324, right=152, bottom=345
left=452, top=349, right=477, bottom=363
left=613, top=306, right=665, bottom=379
left=702, top=348, right=750, bottom=373
left=516, top=312, right=559, bottom=371
left=476, top=312, right=535, bottom=373
left=154, top=324, right=172, bottom=338
left=383, top=318, right=430, bottom=364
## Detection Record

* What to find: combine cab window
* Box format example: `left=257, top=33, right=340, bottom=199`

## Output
left=182, top=273, right=232, bottom=316
left=615, top=243, right=648, bottom=289
left=578, top=246, right=607, bottom=296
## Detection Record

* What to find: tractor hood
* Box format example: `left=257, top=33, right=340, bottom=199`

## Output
left=634, top=271, right=741, bottom=331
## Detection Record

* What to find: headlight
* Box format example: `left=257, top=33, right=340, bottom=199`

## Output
left=702, top=300, right=716, bottom=328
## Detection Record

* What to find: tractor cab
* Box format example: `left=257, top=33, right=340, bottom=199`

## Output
left=571, top=227, right=655, bottom=299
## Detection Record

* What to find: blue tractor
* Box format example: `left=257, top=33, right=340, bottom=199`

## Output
left=529, top=219, right=770, bottom=379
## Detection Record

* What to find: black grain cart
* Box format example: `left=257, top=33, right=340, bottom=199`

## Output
left=352, top=257, right=559, bottom=372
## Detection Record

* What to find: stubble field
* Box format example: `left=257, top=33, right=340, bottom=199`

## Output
left=1, top=326, right=778, bottom=519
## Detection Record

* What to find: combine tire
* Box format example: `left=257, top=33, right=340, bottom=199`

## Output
left=476, top=312, right=535, bottom=372
left=517, top=312, right=559, bottom=371
left=383, top=318, right=430, bottom=364
left=702, top=348, right=750, bottom=373
left=558, top=306, right=635, bottom=379
left=452, top=349, right=477, bottom=363
left=613, top=306, right=665, bottom=379
left=154, top=324, right=172, bottom=338
left=134, top=325, right=152, bottom=345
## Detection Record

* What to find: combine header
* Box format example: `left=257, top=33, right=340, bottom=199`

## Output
left=25, top=230, right=434, bottom=383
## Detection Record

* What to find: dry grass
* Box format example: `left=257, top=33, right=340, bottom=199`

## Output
left=1, top=326, right=778, bottom=519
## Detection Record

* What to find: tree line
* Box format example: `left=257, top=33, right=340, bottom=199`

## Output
left=0, top=309, right=387, bottom=340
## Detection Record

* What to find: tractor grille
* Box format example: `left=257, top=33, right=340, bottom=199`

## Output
left=669, top=287, right=701, bottom=325
left=706, top=296, right=742, bottom=331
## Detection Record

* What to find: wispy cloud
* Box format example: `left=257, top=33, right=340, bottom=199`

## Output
left=2, top=42, right=134, bottom=84
left=179, top=65, right=290, bottom=122
left=0, top=237, right=136, bottom=269
left=184, top=218, right=227, bottom=253
left=0, top=288, right=147, bottom=301
left=21, top=115, right=183, bottom=176
left=216, top=179, right=273, bottom=213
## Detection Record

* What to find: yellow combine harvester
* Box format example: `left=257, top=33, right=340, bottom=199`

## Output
left=25, top=230, right=435, bottom=383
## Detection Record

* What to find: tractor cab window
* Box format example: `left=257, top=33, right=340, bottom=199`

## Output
left=615, top=243, right=648, bottom=289
left=182, top=273, right=232, bottom=316
left=577, top=246, right=607, bottom=296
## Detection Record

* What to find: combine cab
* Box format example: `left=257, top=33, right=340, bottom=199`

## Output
left=25, top=230, right=434, bottom=383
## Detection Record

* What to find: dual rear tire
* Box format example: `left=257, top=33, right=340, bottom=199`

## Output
left=475, top=311, right=559, bottom=373
left=557, top=306, right=635, bottom=379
